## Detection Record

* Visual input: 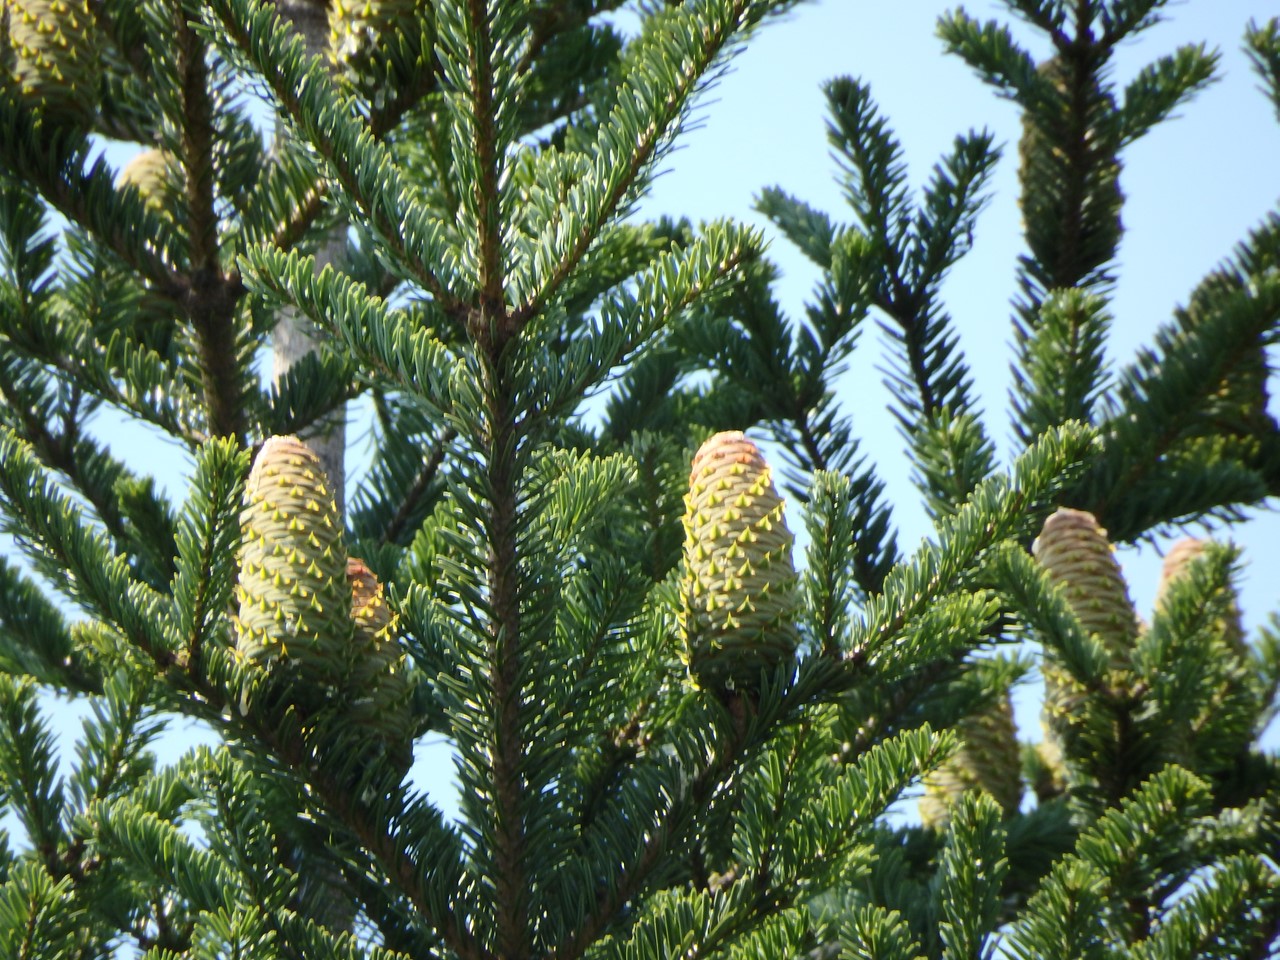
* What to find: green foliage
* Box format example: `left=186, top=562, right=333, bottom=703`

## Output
left=0, top=0, right=1276, bottom=957
left=936, top=792, right=1007, bottom=960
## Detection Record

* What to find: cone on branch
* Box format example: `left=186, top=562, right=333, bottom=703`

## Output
left=1016, top=56, right=1123, bottom=299
left=1032, top=507, right=1139, bottom=663
left=2, top=0, right=100, bottom=126
left=1031, top=507, right=1139, bottom=781
left=678, top=431, right=799, bottom=691
left=345, top=557, right=413, bottom=774
left=328, top=0, right=428, bottom=101
left=919, top=689, right=1022, bottom=831
left=116, top=149, right=175, bottom=212
left=234, top=436, right=352, bottom=707
left=1155, top=537, right=1246, bottom=654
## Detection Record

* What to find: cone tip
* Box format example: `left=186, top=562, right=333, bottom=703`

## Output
left=1034, top=507, right=1108, bottom=555
left=690, top=431, right=766, bottom=480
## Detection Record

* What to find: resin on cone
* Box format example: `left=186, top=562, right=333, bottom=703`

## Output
left=235, top=436, right=352, bottom=691
left=3, top=0, right=100, bottom=124
left=679, top=432, right=798, bottom=689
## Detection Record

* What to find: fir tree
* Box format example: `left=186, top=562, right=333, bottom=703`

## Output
left=0, top=1, right=1278, bottom=959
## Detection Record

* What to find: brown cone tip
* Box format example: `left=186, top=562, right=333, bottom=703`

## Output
left=1156, top=539, right=1206, bottom=601
left=689, top=431, right=768, bottom=484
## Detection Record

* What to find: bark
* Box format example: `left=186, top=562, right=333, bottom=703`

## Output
left=272, top=0, right=347, bottom=515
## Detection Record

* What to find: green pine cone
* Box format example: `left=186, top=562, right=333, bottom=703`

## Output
left=117, top=149, right=174, bottom=212
left=235, top=436, right=352, bottom=692
left=4, top=0, right=100, bottom=125
left=1155, top=538, right=1246, bottom=654
left=328, top=0, right=424, bottom=93
left=345, top=557, right=413, bottom=770
left=1032, top=508, right=1137, bottom=779
left=920, top=691, right=1022, bottom=831
left=1033, top=507, right=1138, bottom=660
left=679, top=431, right=798, bottom=690
left=1017, top=57, right=1122, bottom=284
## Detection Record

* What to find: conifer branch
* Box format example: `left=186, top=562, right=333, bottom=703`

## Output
left=0, top=364, right=123, bottom=539
left=124, top=665, right=487, bottom=960
left=1246, top=18, right=1280, bottom=119
left=0, top=431, right=172, bottom=662
left=382, top=426, right=456, bottom=546
left=239, top=245, right=457, bottom=414
left=1, top=275, right=207, bottom=444
left=0, top=103, right=186, bottom=299
left=851, top=424, right=1093, bottom=661
left=253, top=56, right=445, bottom=259
left=206, top=0, right=462, bottom=310
left=513, top=0, right=788, bottom=325
left=1077, top=276, right=1280, bottom=538
left=175, top=2, right=219, bottom=276
left=267, top=181, right=328, bottom=255
left=253, top=756, right=488, bottom=960
left=480, top=346, right=532, bottom=960
left=547, top=718, right=751, bottom=960
left=463, top=0, right=506, bottom=321
left=185, top=272, right=249, bottom=441
left=0, top=558, right=97, bottom=692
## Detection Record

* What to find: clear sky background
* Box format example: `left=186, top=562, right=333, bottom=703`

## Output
left=13, top=0, right=1280, bottom=823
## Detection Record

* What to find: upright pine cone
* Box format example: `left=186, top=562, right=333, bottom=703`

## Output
left=117, top=149, right=174, bottom=212
left=3, top=0, right=100, bottom=125
left=1032, top=508, right=1138, bottom=660
left=1016, top=57, right=1122, bottom=288
left=235, top=436, right=352, bottom=696
left=679, top=432, right=798, bottom=690
left=1032, top=508, right=1138, bottom=775
left=345, top=557, right=413, bottom=772
left=919, top=691, right=1022, bottom=831
left=1155, top=538, right=1246, bottom=654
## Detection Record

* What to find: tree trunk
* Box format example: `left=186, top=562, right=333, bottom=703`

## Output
left=272, top=0, right=347, bottom=516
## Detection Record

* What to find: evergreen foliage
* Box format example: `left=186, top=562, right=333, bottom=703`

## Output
left=0, top=0, right=1277, bottom=957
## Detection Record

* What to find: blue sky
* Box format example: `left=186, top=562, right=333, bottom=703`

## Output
left=14, top=0, right=1280, bottom=821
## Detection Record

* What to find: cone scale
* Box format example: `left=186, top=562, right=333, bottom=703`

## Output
left=234, top=436, right=352, bottom=691
left=1032, top=507, right=1138, bottom=784
left=3, top=0, right=99, bottom=124
left=346, top=557, right=413, bottom=761
left=679, top=432, right=798, bottom=690
left=919, top=692, right=1022, bottom=831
